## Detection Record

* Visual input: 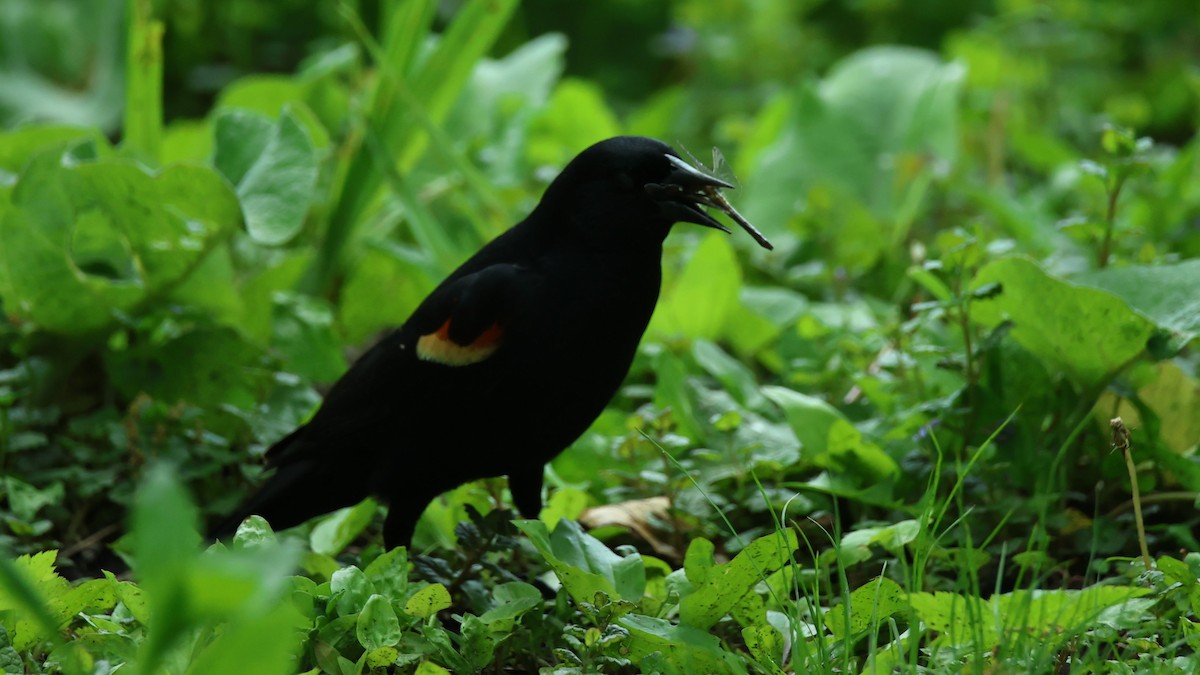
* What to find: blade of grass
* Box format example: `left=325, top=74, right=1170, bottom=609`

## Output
left=123, top=0, right=163, bottom=162
left=313, top=0, right=519, bottom=295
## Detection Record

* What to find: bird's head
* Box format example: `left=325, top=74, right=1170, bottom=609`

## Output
left=538, top=136, right=773, bottom=251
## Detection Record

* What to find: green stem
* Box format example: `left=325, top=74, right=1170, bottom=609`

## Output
left=1097, top=175, right=1126, bottom=269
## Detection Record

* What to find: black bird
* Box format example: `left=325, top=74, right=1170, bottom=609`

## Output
left=214, top=136, right=772, bottom=548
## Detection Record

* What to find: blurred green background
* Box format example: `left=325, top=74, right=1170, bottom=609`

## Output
left=2, top=0, right=1200, bottom=671
left=1, top=0, right=1198, bottom=580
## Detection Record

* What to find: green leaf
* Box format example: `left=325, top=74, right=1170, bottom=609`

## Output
left=514, top=519, right=645, bottom=603
left=679, top=530, right=798, bottom=630
left=743, top=46, right=963, bottom=239
left=330, top=566, right=376, bottom=618
left=459, top=614, right=495, bottom=671
left=339, top=244, right=438, bottom=344
left=357, top=594, right=402, bottom=651
left=2, top=477, right=63, bottom=521
left=762, top=386, right=898, bottom=481
left=911, top=585, right=1151, bottom=648
left=0, top=125, right=105, bottom=172
left=825, top=576, right=908, bottom=639
left=232, top=516, right=277, bottom=549
left=619, top=614, right=743, bottom=674
left=130, top=466, right=201, bottom=598
left=188, top=603, right=303, bottom=675
left=832, top=520, right=921, bottom=567
left=414, top=661, right=452, bottom=675
left=527, top=78, right=622, bottom=168
left=692, top=340, right=766, bottom=410
left=105, top=326, right=267, bottom=410
left=234, top=106, right=318, bottom=245
left=403, top=584, right=451, bottom=620
left=969, top=257, right=1155, bottom=388
left=212, top=109, right=274, bottom=184
left=216, top=75, right=306, bottom=118
left=0, top=155, right=240, bottom=335
left=741, top=624, right=785, bottom=674
left=539, top=488, right=589, bottom=529
left=363, top=547, right=411, bottom=607
left=650, top=233, right=742, bottom=341
left=0, top=551, right=68, bottom=650
left=477, top=582, right=542, bottom=632
left=271, top=293, right=349, bottom=383
left=1073, top=259, right=1200, bottom=349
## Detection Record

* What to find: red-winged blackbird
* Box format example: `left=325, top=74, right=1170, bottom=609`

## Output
left=214, top=136, right=772, bottom=548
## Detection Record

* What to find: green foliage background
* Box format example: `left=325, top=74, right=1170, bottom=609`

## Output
left=1, top=0, right=1198, bottom=672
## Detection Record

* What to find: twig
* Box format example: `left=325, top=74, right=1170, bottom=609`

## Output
left=1110, top=417, right=1152, bottom=568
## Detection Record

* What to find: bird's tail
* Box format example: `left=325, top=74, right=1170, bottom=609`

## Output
left=209, top=458, right=365, bottom=542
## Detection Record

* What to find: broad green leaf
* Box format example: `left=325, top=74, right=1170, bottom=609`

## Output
left=216, top=75, right=306, bottom=118
left=514, top=519, right=645, bottom=603
left=539, top=487, right=589, bottom=529
left=188, top=602, right=303, bottom=675
left=161, top=119, right=212, bottom=164
left=742, top=624, right=786, bottom=674
left=679, top=530, right=798, bottom=630
left=105, top=326, right=267, bottom=411
left=104, top=571, right=149, bottom=624
left=2, top=477, right=63, bottom=521
left=911, top=585, right=1151, bottom=648
left=0, top=551, right=68, bottom=650
left=363, top=547, right=411, bottom=607
left=414, top=661, right=452, bottom=675
left=165, top=245, right=242, bottom=326
left=1097, top=360, right=1200, bottom=456
left=272, top=292, right=349, bottom=383
left=232, top=516, right=277, bottom=549
left=459, top=615, right=495, bottom=671
left=404, top=584, right=451, bottom=620
left=477, top=582, right=542, bottom=632
left=447, top=33, right=566, bottom=162
left=825, top=576, right=908, bottom=639
left=365, top=646, right=399, bottom=669
left=727, top=286, right=809, bottom=356
left=234, top=106, right=319, bottom=245
left=331, top=567, right=376, bottom=618
left=831, top=520, right=921, bottom=567
left=619, top=614, right=743, bottom=674
left=212, top=109, right=274, bottom=184
left=339, top=244, right=438, bottom=344
left=743, top=47, right=963, bottom=240
left=357, top=594, right=402, bottom=651
left=908, top=591, right=994, bottom=645
left=969, top=257, right=1155, bottom=388
left=762, top=386, right=898, bottom=481
left=527, top=78, right=622, bottom=168
left=0, top=125, right=104, bottom=172
left=992, top=586, right=1152, bottom=636
left=1073, top=259, right=1200, bottom=349
left=650, top=233, right=742, bottom=340
left=692, top=340, right=766, bottom=410
left=0, top=155, right=239, bottom=335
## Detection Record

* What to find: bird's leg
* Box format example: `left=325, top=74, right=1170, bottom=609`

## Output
left=507, top=466, right=545, bottom=519
left=382, top=490, right=436, bottom=549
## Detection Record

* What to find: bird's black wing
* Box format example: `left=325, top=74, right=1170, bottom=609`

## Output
left=263, top=262, right=540, bottom=469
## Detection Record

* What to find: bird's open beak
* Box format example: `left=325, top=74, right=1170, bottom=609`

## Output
left=645, top=154, right=774, bottom=250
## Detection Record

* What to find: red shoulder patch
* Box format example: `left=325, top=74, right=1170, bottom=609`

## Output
left=416, top=319, right=504, bottom=366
